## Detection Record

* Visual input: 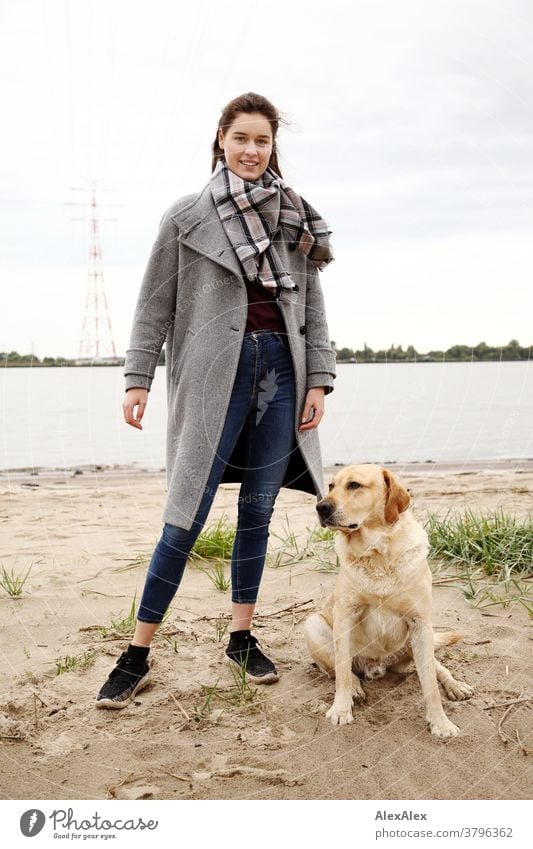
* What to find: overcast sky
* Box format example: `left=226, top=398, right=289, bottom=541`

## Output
left=1, top=0, right=532, bottom=358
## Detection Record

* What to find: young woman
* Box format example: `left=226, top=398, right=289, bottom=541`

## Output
left=95, top=92, right=336, bottom=709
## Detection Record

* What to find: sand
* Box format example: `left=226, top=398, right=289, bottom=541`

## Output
left=0, top=460, right=531, bottom=800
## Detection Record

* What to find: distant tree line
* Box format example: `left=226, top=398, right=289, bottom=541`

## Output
left=330, top=339, right=530, bottom=363
left=1, top=338, right=530, bottom=366
left=0, top=352, right=122, bottom=366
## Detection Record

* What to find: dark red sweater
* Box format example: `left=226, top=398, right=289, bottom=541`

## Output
left=243, top=277, right=287, bottom=333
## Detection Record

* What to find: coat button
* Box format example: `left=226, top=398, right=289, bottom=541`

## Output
left=289, top=241, right=298, bottom=251
left=299, top=325, right=306, bottom=335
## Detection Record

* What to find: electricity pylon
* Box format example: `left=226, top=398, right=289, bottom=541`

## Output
left=68, top=181, right=119, bottom=363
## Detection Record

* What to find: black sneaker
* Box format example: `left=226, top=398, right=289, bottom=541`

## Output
left=225, top=631, right=279, bottom=684
left=95, top=650, right=151, bottom=709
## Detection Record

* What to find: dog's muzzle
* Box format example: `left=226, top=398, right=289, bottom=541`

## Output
left=316, top=500, right=359, bottom=530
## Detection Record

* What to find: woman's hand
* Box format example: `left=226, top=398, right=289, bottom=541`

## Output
left=123, top=388, right=148, bottom=430
left=298, top=387, right=325, bottom=431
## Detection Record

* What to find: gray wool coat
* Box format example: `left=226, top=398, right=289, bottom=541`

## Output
left=124, top=181, right=337, bottom=530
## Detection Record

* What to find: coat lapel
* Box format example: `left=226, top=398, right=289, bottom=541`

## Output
left=170, top=183, right=244, bottom=279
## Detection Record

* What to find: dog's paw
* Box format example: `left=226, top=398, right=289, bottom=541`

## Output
left=326, top=701, right=354, bottom=726
left=428, top=716, right=460, bottom=738
left=352, top=684, right=367, bottom=704
left=443, top=679, right=474, bottom=701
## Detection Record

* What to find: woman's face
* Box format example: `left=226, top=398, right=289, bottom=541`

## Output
left=218, top=111, right=273, bottom=181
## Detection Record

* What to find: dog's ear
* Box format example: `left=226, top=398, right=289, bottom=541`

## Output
left=382, top=469, right=411, bottom=523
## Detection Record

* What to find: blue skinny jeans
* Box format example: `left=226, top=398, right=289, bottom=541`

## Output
left=136, top=329, right=297, bottom=622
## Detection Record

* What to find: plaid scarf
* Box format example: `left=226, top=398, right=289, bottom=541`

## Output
left=209, top=158, right=334, bottom=301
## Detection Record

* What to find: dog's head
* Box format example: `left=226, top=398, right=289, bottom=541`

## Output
left=316, top=464, right=411, bottom=534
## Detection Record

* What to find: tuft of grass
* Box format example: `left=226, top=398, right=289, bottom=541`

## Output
left=187, top=516, right=235, bottom=591
left=189, top=515, right=235, bottom=562
left=187, top=512, right=337, bottom=574
left=193, top=666, right=261, bottom=723
left=426, top=507, right=533, bottom=615
left=268, top=512, right=337, bottom=572
left=311, top=526, right=335, bottom=543
left=191, top=653, right=266, bottom=723
left=225, top=660, right=261, bottom=706
left=163, top=635, right=179, bottom=653
left=426, top=506, right=532, bottom=576
left=98, top=594, right=171, bottom=639
left=0, top=562, right=33, bottom=597
left=55, top=649, right=99, bottom=675
left=192, top=680, right=221, bottom=722
left=215, top=616, right=230, bottom=641
left=195, top=559, right=230, bottom=592
left=113, top=551, right=151, bottom=573
left=98, top=592, right=138, bottom=637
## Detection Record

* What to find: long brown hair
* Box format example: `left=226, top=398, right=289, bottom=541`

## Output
left=211, top=92, right=289, bottom=177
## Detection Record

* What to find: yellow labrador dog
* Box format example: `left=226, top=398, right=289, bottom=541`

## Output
left=304, top=464, right=473, bottom=737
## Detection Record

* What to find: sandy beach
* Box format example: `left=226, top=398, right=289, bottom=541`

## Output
left=0, top=459, right=531, bottom=800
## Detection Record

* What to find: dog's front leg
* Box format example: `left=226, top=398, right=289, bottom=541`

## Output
left=409, top=618, right=460, bottom=738
left=326, top=605, right=365, bottom=727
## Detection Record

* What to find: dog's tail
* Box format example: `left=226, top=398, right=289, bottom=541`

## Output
left=433, top=630, right=463, bottom=648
